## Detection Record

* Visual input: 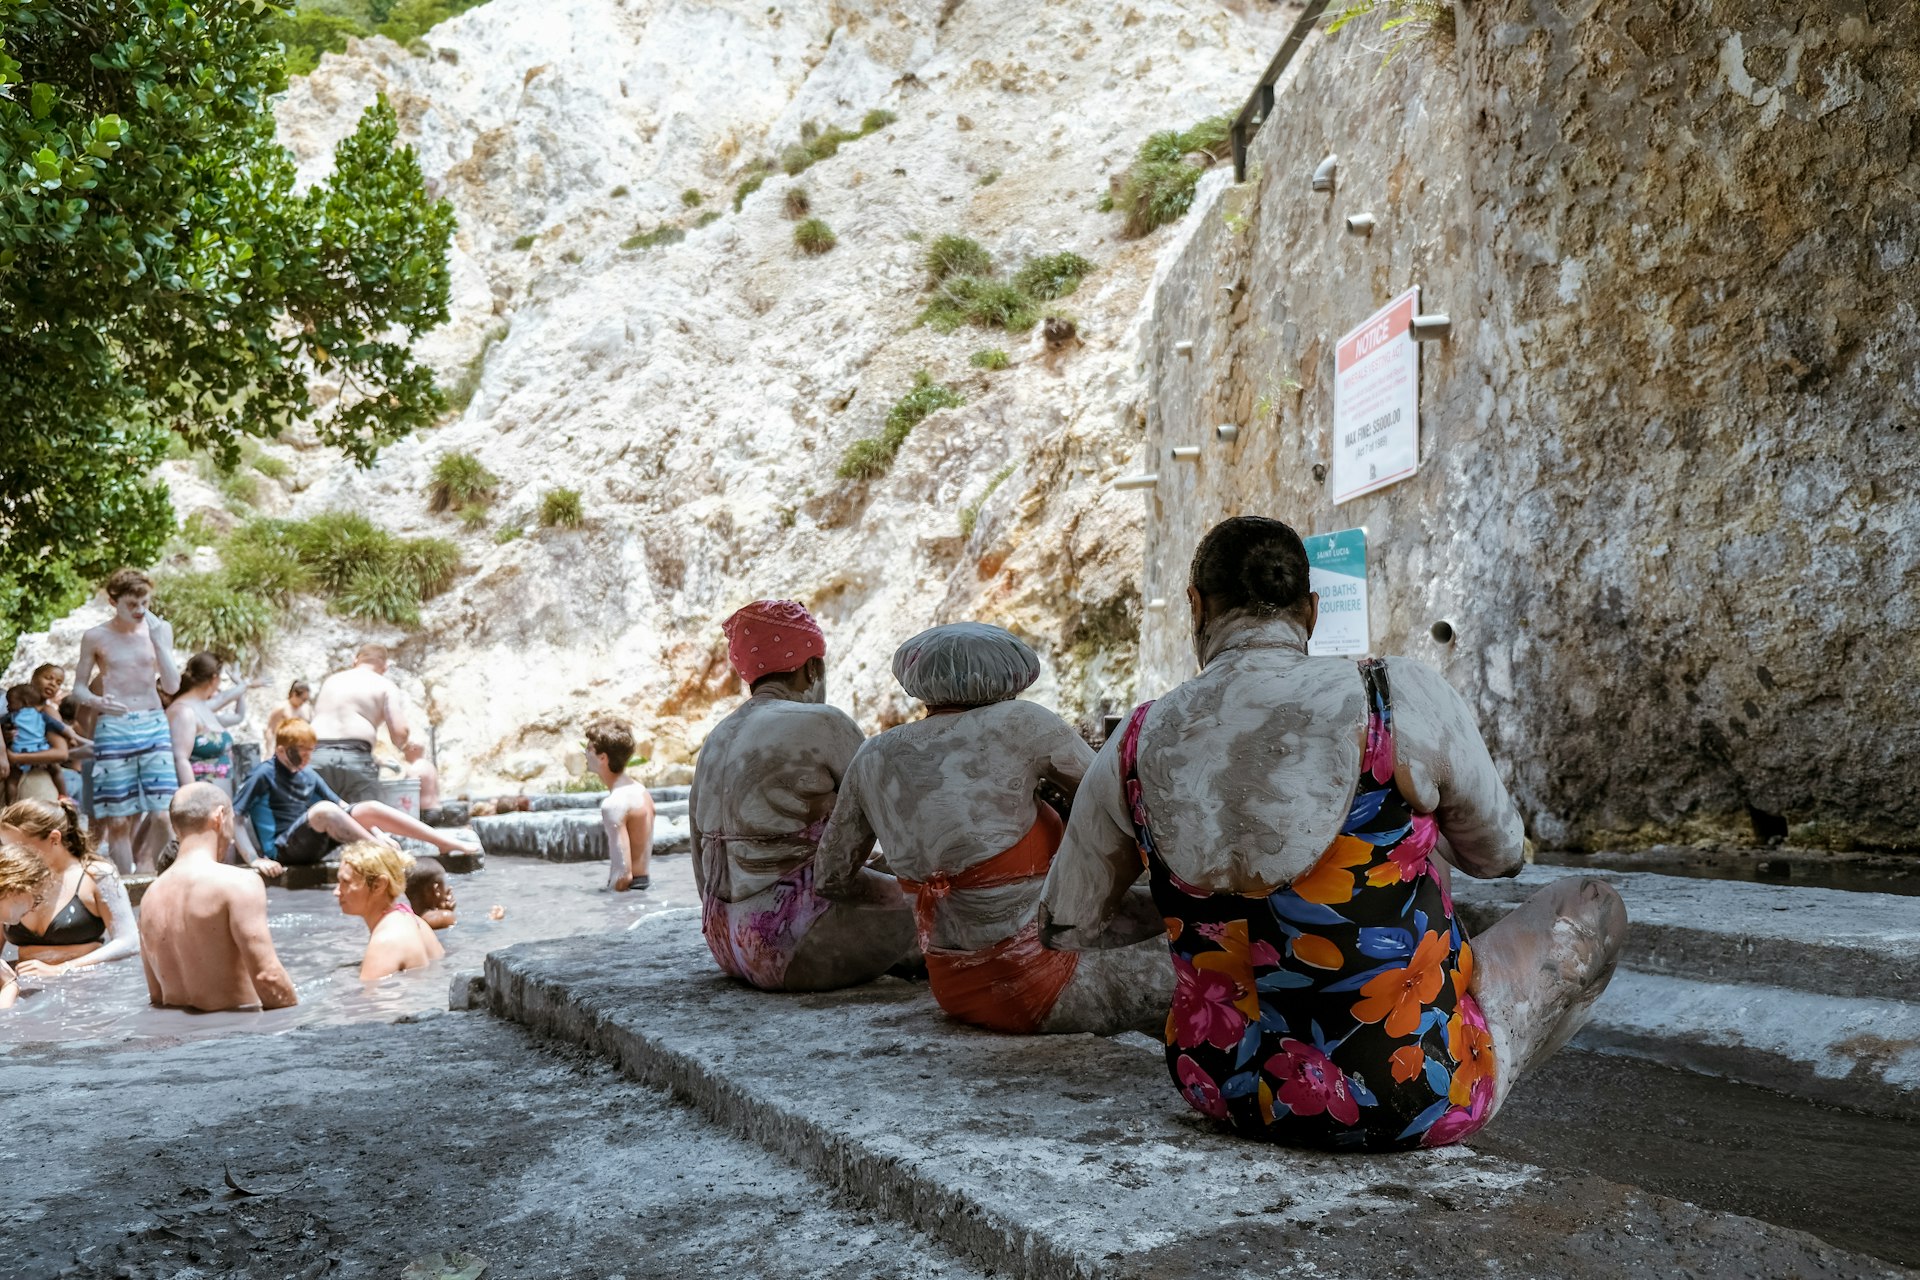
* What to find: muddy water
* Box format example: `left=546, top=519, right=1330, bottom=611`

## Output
left=0, top=857, right=699, bottom=1050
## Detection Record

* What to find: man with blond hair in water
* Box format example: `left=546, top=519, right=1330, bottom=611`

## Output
left=72, top=568, right=182, bottom=873
left=140, top=783, right=297, bottom=1012
left=586, top=718, right=654, bottom=891
left=308, top=645, right=408, bottom=804
left=690, top=600, right=915, bottom=991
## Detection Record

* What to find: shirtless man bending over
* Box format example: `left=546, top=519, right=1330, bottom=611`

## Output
left=140, top=783, right=297, bottom=1012
left=586, top=718, right=654, bottom=891
left=73, top=569, right=182, bottom=873
left=308, top=645, right=408, bottom=804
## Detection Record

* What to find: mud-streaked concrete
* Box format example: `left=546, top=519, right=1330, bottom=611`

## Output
left=0, top=1014, right=990, bottom=1280
left=487, top=918, right=1908, bottom=1279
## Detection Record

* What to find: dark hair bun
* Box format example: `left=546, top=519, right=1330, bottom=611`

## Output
left=1189, top=516, right=1312, bottom=618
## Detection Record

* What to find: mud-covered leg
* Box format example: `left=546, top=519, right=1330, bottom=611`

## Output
left=1469, top=875, right=1628, bottom=1114
left=781, top=867, right=916, bottom=992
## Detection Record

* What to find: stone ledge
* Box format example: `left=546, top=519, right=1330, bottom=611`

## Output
left=1575, top=970, right=1920, bottom=1120
left=484, top=922, right=1902, bottom=1280
left=1452, top=866, right=1918, bottom=1003
left=471, top=810, right=691, bottom=862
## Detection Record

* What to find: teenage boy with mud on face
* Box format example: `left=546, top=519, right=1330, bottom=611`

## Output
left=72, top=569, right=182, bottom=874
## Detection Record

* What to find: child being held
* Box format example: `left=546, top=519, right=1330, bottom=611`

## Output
left=5, top=683, right=86, bottom=804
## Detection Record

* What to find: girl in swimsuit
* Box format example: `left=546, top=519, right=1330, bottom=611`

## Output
left=165, top=652, right=252, bottom=796
left=336, top=840, right=444, bottom=981
left=0, top=841, right=56, bottom=1009
left=0, top=798, right=141, bottom=979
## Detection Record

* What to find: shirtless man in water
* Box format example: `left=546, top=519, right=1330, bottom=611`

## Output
left=72, top=569, right=182, bottom=874
left=308, top=645, right=408, bottom=803
left=140, top=783, right=297, bottom=1012
left=586, top=718, right=654, bottom=891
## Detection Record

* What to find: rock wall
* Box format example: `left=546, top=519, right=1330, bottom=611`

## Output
left=1136, top=1, right=1918, bottom=849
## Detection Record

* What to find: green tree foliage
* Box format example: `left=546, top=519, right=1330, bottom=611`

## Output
left=264, top=0, right=489, bottom=77
left=0, top=2, right=455, bottom=651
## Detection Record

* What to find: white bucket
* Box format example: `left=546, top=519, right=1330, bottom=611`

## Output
left=380, top=777, right=422, bottom=819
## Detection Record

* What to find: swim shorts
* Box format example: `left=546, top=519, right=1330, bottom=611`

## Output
left=311, top=738, right=381, bottom=804
left=92, top=708, right=178, bottom=818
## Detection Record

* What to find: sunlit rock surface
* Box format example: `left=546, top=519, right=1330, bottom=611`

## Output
left=3, top=0, right=1292, bottom=797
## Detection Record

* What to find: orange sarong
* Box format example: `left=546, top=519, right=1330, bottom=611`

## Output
left=895, top=804, right=1079, bottom=1034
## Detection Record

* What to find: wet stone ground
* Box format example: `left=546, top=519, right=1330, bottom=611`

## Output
left=0, top=1014, right=990, bottom=1280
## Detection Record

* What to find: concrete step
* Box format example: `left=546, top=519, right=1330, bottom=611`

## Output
left=483, top=921, right=1908, bottom=1279
left=1451, top=865, right=1918, bottom=1002
left=1572, top=969, right=1920, bottom=1120
left=471, top=809, right=691, bottom=863
left=1453, top=866, right=1920, bottom=1117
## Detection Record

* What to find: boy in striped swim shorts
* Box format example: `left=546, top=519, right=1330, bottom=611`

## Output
left=73, top=568, right=184, bottom=874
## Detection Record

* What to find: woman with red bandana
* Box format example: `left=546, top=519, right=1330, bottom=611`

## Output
left=1037, top=517, right=1627, bottom=1151
left=816, top=622, right=1170, bottom=1034
left=690, top=599, right=917, bottom=991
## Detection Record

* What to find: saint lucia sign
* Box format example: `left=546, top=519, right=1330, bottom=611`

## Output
left=1331, top=286, right=1420, bottom=504
left=1304, top=527, right=1369, bottom=656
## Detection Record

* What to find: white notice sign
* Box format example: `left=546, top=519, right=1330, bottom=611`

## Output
left=1331, top=286, right=1420, bottom=504
left=1303, top=527, right=1369, bottom=656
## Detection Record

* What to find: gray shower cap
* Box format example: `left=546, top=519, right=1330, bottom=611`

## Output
left=892, top=622, right=1040, bottom=707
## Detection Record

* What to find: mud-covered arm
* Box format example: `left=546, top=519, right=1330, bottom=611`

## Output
left=687, top=774, right=710, bottom=898
left=1030, top=705, right=1096, bottom=803
left=1387, top=657, right=1524, bottom=879
left=0, top=957, right=17, bottom=1009
left=1037, top=735, right=1161, bottom=950
left=63, top=868, right=139, bottom=969
left=816, top=751, right=879, bottom=900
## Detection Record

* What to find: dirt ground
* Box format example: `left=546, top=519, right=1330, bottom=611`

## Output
left=0, top=1011, right=991, bottom=1280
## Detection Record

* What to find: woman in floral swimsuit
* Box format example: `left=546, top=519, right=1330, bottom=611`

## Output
left=1038, top=516, right=1628, bottom=1150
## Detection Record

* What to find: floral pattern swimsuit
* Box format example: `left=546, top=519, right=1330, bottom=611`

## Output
left=1120, top=659, right=1496, bottom=1151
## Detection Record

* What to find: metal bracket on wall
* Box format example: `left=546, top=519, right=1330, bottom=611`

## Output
left=1231, top=0, right=1332, bottom=183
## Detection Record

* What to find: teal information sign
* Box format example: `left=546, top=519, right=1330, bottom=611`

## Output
left=1303, top=527, right=1369, bottom=656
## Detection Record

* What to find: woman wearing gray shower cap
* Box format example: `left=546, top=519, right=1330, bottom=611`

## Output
left=815, top=621, right=1170, bottom=1035
left=890, top=622, right=1041, bottom=708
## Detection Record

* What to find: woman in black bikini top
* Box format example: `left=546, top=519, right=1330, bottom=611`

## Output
left=0, top=798, right=140, bottom=978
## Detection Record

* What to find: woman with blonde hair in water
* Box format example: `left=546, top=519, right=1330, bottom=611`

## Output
left=0, top=798, right=140, bottom=980
left=0, top=842, right=56, bottom=1008
left=335, top=840, right=443, bottom=980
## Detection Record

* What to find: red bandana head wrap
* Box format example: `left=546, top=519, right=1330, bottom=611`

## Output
left=722, top=599, right=826, bottom=683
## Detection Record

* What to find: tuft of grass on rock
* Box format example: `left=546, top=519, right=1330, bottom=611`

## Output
left=782, top=186, right=811, bottom=219
left=219, top=528, right=312, bottom=605
left=427, top=451, right=499, bottom=515
left=793, top=217, right=837, bottom=255
left=512, top=233, right=537, bottom=250
left=444, top=322, right=509, bottom=416
left=493, top=525, right=524, bottom=545
left=459, top=505, right=490, bottom=532
left=838, top=372, right=966, bottom=480
left=1110, top=115, right=1232, bottom=238
left=150, top=570, right=275, bottom=665
left=539, top=488, right=585, bottom=529
left=970, top=347, right=1010, bottom=371
left=547, top=772, right=608, bottom=794
left=978, top=169, right=1000, bottom=187
left=924, top=234, right=992, bottom=285
left=1014, top=251, right=1093, bottom=302
left=694, top=210, right=721, bottom=228
left=958, top=463, right=1016, bottom=538
left=919, top=275, right=1038, bottom=333
left=860, top=108, right=897, bottom=134
left=733, top=172, right=766, bottom=211
left=610, top=185, right=629, bottom=198
left=680, top=188, right=703, bottom=208
left=250, top=450, right=290, bottom=481
left=622, top=224, right=686, bottom=251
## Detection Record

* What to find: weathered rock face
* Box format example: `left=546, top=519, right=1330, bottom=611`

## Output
left=1136, top=3, right=1918, bottom=849
left=5, top=0, right=1295, bottom=794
